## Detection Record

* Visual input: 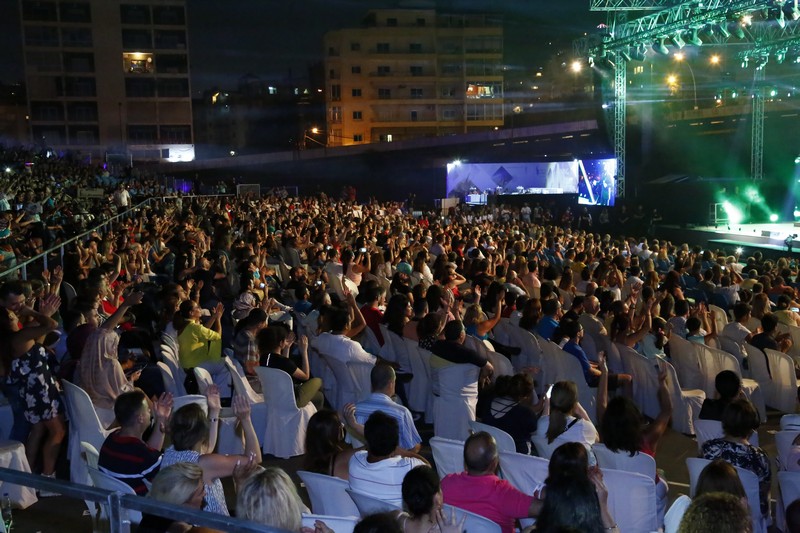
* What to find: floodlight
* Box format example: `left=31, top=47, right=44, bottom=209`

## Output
left=687, top=28, right=703, bottom=46
left=794, top=210, right=800, bottom=217
left=670, top=33, right=686, bottom=49
left=770, top=214, right=779, bottom=222
left=570, top=60, right=582, bottom=73
left=653, top=37, right=670, bottom=55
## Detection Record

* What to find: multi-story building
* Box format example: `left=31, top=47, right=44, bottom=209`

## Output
left=19, top=0, right=194, bottom=162
left=323, top=9, right=504, bottom=146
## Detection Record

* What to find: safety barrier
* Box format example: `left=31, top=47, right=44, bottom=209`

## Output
left=0, top=194, right=235, bottom=281
left=0, top=467, right=287, bottom=533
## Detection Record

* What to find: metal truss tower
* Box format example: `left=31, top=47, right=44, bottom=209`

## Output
left=751, top=68, right=765, bottom=181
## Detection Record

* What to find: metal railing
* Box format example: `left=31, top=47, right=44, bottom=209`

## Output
left=0, top=194, right=235, bottom=281
left=0, top=467, right=288, bottom=533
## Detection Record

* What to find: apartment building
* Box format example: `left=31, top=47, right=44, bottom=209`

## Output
left=20, top=0, right=194, bottom=162
left=323, top=9, right=504, bottom=146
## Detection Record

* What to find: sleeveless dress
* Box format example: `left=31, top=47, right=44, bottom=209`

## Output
left=8, top=344, right=61, bottom=424
left=160, top=447, right=229, bottom=515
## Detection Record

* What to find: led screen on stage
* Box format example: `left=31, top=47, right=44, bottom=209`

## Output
left=446, top=161, right=579, bottom=201
left=578, top=158, right=617, bottom=207
left=445, top=158, right=617, bottom=207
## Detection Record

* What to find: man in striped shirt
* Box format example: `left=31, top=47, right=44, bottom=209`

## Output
left=354, top=363, right=422, bottom=452
left=98, top=389, right=172, bottom=495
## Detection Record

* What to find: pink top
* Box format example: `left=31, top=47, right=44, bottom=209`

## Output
left=441, top=473, right=533, bottom=533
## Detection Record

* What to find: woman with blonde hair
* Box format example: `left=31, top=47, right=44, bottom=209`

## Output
left=137, top=462, right=223, bottom=533
left=237, top=467, right=329, bottom=532
left=751, top=292, right=770, bottom=320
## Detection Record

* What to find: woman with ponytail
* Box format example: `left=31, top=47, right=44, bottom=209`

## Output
left=535, top=381, right=598, bottom=453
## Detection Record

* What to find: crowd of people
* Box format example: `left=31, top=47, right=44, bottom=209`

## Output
left=3, top=152, right=800, bottom=533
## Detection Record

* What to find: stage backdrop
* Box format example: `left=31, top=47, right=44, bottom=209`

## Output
left=446, top=159, right=616, bottom=206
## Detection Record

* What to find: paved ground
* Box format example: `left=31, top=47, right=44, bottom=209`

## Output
left=7, top=411, right=786, bottom=533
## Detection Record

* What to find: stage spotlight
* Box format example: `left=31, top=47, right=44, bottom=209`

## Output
left=632, top=45, right=647, bottom=62
left=755, top=55, right=768, bottom=70
left=794, top=209, right=800, bottom=217
left=710, top=54, right=721, bottom=65
left=722, top=201, right=743, bottom=225
left=770, top=213, right=779, bottom=222
left=776, top=49, right=787, bottom=64
left=732, top=23, right=745, bottom=39
left=736, top=247, right=743, bottom=254
left=717, top=23, right=731, bottom=39
left=570, top=60, right=582, bottom=72
left=687, top=28, right=703, bottom=46
left=741, top=56, right=749, bottom=68
left=620, top=48, right=633, bottom=62
left=653, top=37, right=670, bottom=55
left=793, top=3, right=800, bottom=20
left=670, top=33, right=686, bottom=49
left=741, top=13, right=753, bottom=26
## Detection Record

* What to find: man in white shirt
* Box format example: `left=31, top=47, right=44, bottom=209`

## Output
left=310, top=306, right=376, bottom=366
left=348, top=411, right=428, bottom=506
left=721, top=302, right=755, bottom=344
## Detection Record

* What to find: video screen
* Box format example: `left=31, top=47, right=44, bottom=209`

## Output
left=445, top=158, right=617, bottom=207
left=578, top=158, right=617, bottom=207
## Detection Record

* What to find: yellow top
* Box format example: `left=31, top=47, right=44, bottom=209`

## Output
left=178, top=322, right=222, bottom=368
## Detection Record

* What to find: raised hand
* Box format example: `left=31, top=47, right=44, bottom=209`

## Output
left=205, top=384, right=221, bottom=415
left=125, top=291, right=144, bottom=307
left=232, top=394, right=252, bottom=421
left=435, top=506, right=467, bottom=533
left=153, top=392, right=173, bottom=422
left=38, top=293, right=61, bottom=317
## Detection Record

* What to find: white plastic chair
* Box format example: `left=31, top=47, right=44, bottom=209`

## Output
left=663, top=360, right=705, bottom=435
left=297, top=470, right=360, bottom=517
left=318, top=351, right=373, bottom=411
left=442, top=504, right=501, bottom=533
left=346, top=488, right=401, bottom=516
left=468, top=420, right=516, bottom=453
left=432, top=359, right=480, bottom=440
left=615, top=344, right=661, bottom=420
left=429, top=436, right=465, bottom=479
left=745, top=344, right=776, bottom=409
left=62, top=380, right=113, bottom=487
left=301, top=514, right=357, bottom=533
left=156, top=361, right=181, bottom=396
left=775, top=430, right=800, bottom=471
left=669, top=334, right=705, bottom=391
left=158, top=342, right=186, bottom=396
left=171, top=394, right=207, bottom=414
left=719, top=336, right=748, bottom=376
left=87, top=465, right=142, bottom=525
left=709, top=304, right=729, bottom=334
left=222, top=357, right=267, bottom=447
left=192, top=366, right=214, bottom=394
left=764, top=348, right=800, bottom=413
left=592, top=443, right=656, bottom=478
left=255, top=366, right=316, bottom=458
left=693, top=418, right=760, bottom=453
left=781, top=414, right=800, bottom=430
left=687, top=457, right=766, bottom=533
left=498, top=451, right=550, bottom=495
left=601, top=468, right=659, bottom=533
left=778, top=471, right=800, bottom=532
left=403, top=337, right=433, bottom=416
left=464, top=335, right=514, bottom=382
left=552, top=343, right=598, bottom=425
left=694, top=343, right=766, bottom=421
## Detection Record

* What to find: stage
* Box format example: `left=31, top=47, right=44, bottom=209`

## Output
left=656, top=222, right=800, bottom=257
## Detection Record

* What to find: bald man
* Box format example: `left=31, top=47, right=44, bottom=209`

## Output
left=579, top=295, right=607, bottom=338
left=440, top=432, right=540, bottom=533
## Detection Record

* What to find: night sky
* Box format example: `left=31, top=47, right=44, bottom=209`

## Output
left=0, top=0, right=604, bottom=91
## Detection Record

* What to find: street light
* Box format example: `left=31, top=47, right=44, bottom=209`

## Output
left=673, top=52, right=698, bottom=110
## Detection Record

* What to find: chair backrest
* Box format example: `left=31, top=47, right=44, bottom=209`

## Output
left=429, top=437, right=466, bottom=479
left=615, top=344, right=661, bottom=420
left=602, top=467, right=659, bottom=533
left=581, top=333, right=599, bottom=362
left=159, top=342, right=186, bottom=396
left=552, top=344, right=598, bottom=424
left=256, top=366, right=301, bottom=411
left=80, top=441, right=100, bottom=469
left=778, top=471, right=800, bottom=523
left=692, top=419, right=724, bottom=451
left=346, top=488, right=401, bottom=517
left=781, top=414, right=800, bottom=430
left=764, top=348, right=799, bottom=413
left=719, top=336, right=747, bottom=368
left=669, top=334, right=705, bottom=391
left=171, top=394, right=208, bottom=414
left=468, top=420, right=516, bottom=453
left=87, top=466, right=142, bottom=524
left=61, top=380, right=111, bottom=451
left=591, top=443, right=656, bottom=479
left=297, top=470, right=360, bottom=517
left=403, top=337, right=432, bottom=414
left=594, top=334, right=624, bottom=375
left=775, top=430, right=800, bottom=471
left=437, top=362, right=480, bottom=400
left=687, top=457, right=765, bottom=532
left=301, top=514, right=357, bottom=533
left=442, top=504, right=502, bottom=533
left=695, top=344, right=742, bottom=397
left=497, top=451, right=549, bottom=495
left=318, top=351, right=370, bottom=410
left=192, top=366, right=214, bottom=395
left=744, top=343, right=773, bottom=397
left=62, top=281, right=77, bottom=308
left=223, top=357, right=264, bottom=404
left=662, top=360, right=706, bottom=435
left=709, top=304, right=729, bottom=332
left=156, top=362, right=180, bottom=396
